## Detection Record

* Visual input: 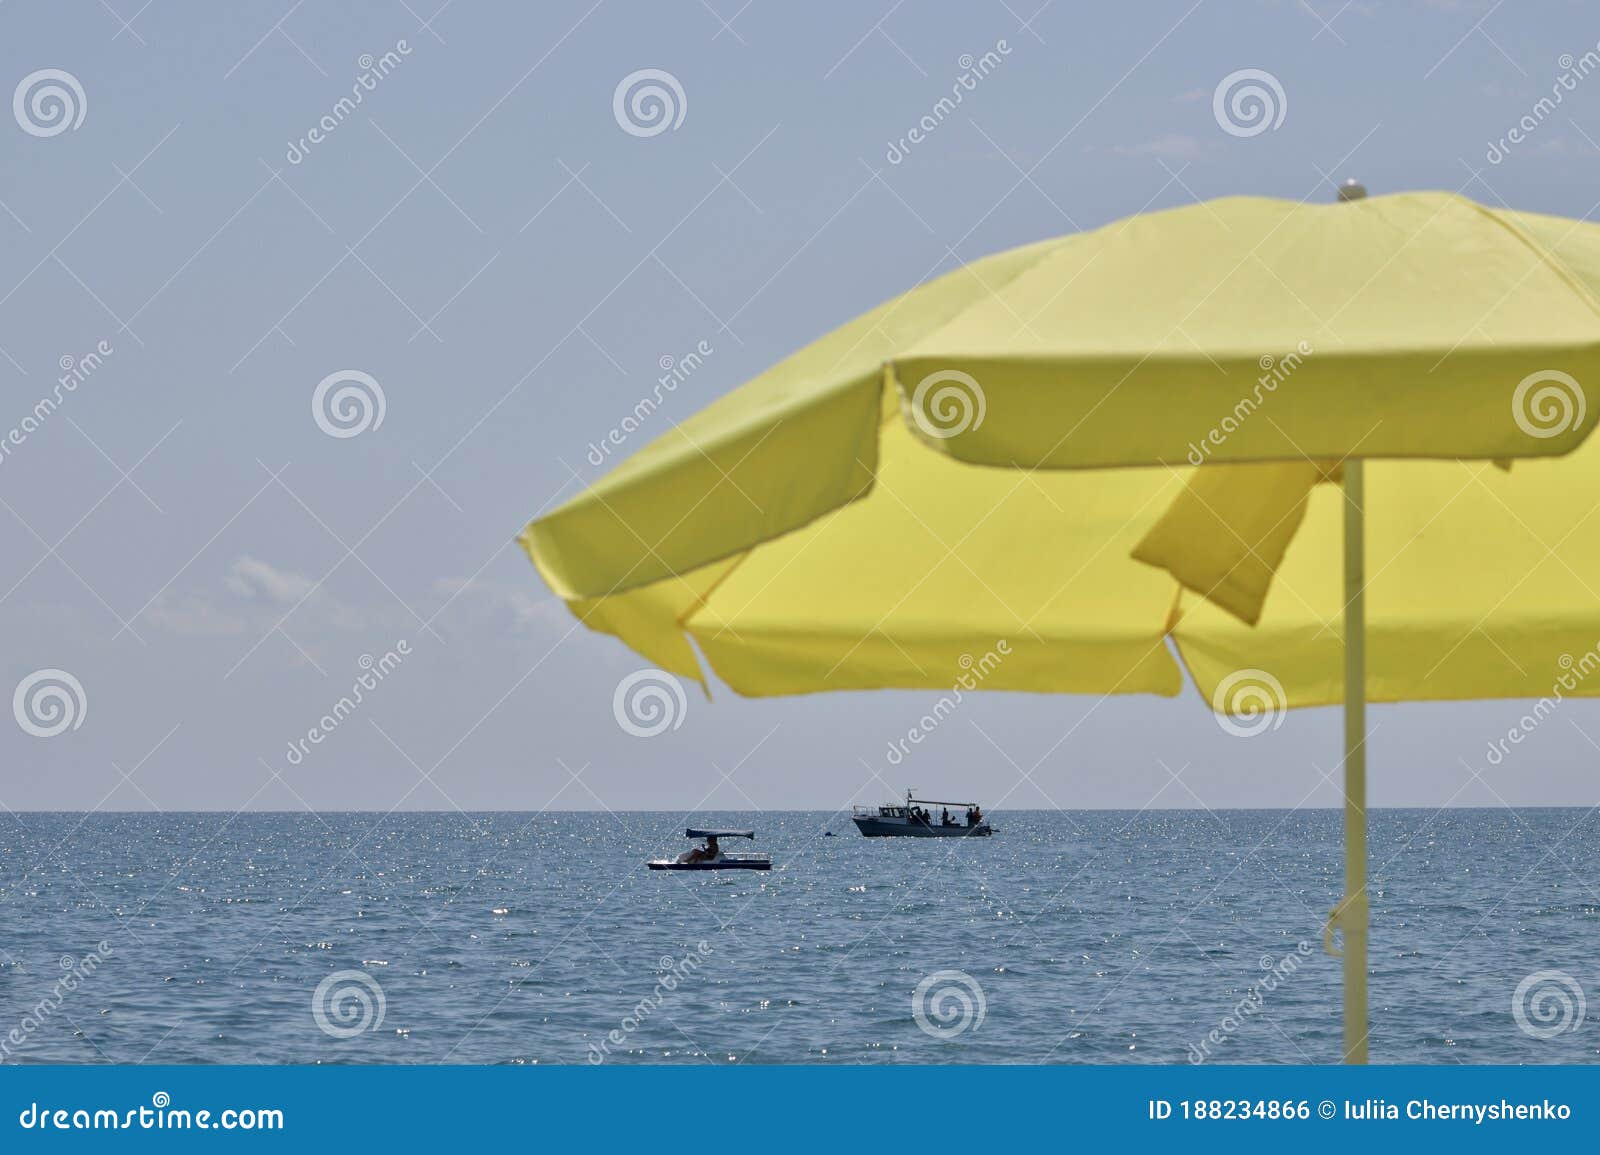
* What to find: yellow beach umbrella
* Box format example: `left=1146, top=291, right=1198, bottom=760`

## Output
left=520, top=189, right=1600, bottom=1063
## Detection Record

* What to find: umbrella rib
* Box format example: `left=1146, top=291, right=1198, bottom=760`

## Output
left=1425, top=194, right=1600, bottom=374
left=1007, top=480, right=1362, bottom=783
left=819, top=232, right=1070, bottom=383
left=1320, top=169, right=1482, bottom=330
left=557, top=406, right=795, bottom=622
left=995, top=158, right=1383, bottom=469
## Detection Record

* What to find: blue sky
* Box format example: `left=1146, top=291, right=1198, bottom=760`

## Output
left=3, top=0, right=1600, bottom=811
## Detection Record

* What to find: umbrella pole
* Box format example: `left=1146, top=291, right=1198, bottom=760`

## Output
left=1341, top=460, right=1369, bottom=1064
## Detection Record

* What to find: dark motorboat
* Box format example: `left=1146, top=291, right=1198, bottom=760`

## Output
left=851, top=791, right=993, bottom=837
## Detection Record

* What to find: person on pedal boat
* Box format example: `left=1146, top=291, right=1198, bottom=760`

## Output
left=678, top=835, right=720, bottom=864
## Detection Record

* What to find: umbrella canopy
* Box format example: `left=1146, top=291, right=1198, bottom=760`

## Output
left=521, top=190, right=1600, bottom=1063
left=528, top=411, right=1600, bottom=707
left=526, top=191, right=1600, bottom=605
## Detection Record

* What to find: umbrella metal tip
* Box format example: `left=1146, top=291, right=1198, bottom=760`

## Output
left=1336, top=179, right=1368, bottom=202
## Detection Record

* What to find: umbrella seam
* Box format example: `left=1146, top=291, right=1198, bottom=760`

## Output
left=1468, top=199, right=1600, bottom=325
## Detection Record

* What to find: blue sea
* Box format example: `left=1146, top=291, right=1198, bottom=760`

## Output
left=0, top=809, right=1596, bottom=1065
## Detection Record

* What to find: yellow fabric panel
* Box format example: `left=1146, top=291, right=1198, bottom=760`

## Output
left=1175, top=439, right=1600, bottom=707
left=1132, top=462, right=1324, bottom=625
left=521, top=238, right=1064, bottom=600
left=681, top=416, right=1186, bottom=697
left=893, top=192, right=1600, bottom=467
left=563, top=558, right=739, bottom=687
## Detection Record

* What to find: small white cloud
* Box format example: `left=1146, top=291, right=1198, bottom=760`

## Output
left=431, top=577, right=570, bottom=636
left=225, top=555, right=316, bottom=604
left=150, top=555, right=375, bottom=641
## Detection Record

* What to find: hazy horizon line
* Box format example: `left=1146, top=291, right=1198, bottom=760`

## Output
left=5, top=804, right=1596, bottom=815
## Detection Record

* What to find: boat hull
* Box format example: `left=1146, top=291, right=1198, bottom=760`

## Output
left=851, top=818, right=992, bottom=838
left=647, top=859, right=772, bottom=870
